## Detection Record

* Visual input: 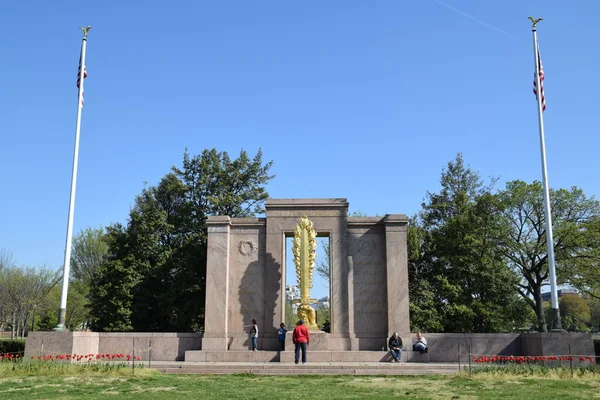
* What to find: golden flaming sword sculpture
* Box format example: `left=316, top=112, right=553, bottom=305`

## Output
left=292, top=217, right=320, bottom=331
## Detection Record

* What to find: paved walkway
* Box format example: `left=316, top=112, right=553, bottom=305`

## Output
left=147, top=361, right=463, bottom=376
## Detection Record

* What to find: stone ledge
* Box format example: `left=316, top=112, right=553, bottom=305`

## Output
left=186, top=350, right=280, bottom=362
left=406, top=350, right=430, bottom=363
left=280, top=351, right=391, bottom=363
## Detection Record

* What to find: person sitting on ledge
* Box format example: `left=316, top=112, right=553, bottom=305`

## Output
left=388, top=332, right=402, bottom=362
left=412, top=332, right=428, bottom=354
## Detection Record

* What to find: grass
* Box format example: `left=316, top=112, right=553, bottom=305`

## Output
left=1, top=367, right=600, bottom=399
left=1, top=361, right=144, bottom=377
left=467, top=363, right=600, bottom=378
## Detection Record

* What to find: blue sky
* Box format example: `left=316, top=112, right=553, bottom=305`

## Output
left=1, top=0, right=598, bottom=270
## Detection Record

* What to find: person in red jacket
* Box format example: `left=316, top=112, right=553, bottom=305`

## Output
left=292, top=319, right=310, bottom=364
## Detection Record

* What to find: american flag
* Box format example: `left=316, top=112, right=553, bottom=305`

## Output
left=533, top=45, right=545, bottom=112
left=77, top=55, right=87, bottom=107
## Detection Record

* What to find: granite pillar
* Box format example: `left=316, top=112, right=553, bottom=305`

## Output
left=202, top=216, right=231, bottom=350
left=383, top=214, right=410, bottom=335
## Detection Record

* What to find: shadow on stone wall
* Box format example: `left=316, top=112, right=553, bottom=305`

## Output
left=176, top=332, right=203, bottom=360
left=237, top=235, right=281, bottom=350
left=239, top=257, right=264, bottom=350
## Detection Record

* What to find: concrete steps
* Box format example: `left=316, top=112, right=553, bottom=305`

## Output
left=185, top=350, right=431, bottom=363
left=154, top=362, right=459, bottom=376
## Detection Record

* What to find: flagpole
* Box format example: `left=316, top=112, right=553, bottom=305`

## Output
left=54, top=27, right=90, bottom=331
left=530, top=18, right=563, bottom=332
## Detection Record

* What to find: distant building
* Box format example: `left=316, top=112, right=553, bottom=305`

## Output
left=541, top=289, right=579, bottom=302
left=285, top=285, right=299, bottom=301
left=316, top=296, right=330, bottom=310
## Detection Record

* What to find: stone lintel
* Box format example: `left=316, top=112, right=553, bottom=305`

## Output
left=230, top=218, right=266, bottom=227
left=347, top=217, right=383, bottom=227
left=266, top=198, right=349, bottom=217
left=266, top=198, right=349, bottom=208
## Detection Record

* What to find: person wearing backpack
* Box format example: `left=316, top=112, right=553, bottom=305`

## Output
left=278, top=323, right=287, bottom=351
left=249, top=319, right=258, bottom=351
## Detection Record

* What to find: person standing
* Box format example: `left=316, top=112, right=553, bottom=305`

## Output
left=388, top=332, right=402, bottom=362
left=249, top=319, right=258, bottom=351
left=278, top=323, right=287, bottom=351
left=292, top=319, right=310, bottom=364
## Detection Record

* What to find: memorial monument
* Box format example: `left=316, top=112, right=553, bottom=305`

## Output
left=200, top=198, right=411, bottom=354
left=24, top=198, right=596, bottom=364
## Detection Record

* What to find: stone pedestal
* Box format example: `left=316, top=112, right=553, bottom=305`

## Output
left=25, top=332, right=99, bottom=360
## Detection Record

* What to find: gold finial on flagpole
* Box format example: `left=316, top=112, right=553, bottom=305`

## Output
left=528, top=17, right=543, bottom=29
left=79, top=26, right=92, bottom=37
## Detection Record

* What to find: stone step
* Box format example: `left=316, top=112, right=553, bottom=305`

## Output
left=154, top=362, right=459, bottom=376
left=159, top=366, right=457, bottom=376
left=185, top=350, right=430, bottom=363
left=185, top=350, right=281, bottom=362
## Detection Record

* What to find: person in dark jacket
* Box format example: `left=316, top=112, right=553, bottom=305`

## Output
left=278, top=323, right=287, bottom=351
left=249, top=319, right=258, bottom=351
left=388, top=332, right=402, bottom=362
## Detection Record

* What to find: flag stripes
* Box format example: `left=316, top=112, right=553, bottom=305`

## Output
left=77, top=55, right=87, bottom=107
left=533, top=46, right=545, bottom=112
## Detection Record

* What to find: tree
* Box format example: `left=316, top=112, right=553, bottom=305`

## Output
left=0, top=249, right=15, bottom=331
left=559, top=295, right=590, bottom=332
left=408, top=218, right=444, bottom=332
left=416, top=154, right=528, bottom=332
left=71, top=227, right=109, bottom=287
left=88, top=224, right=141, bottom=332
left=586, top=296, right=600, bottom=332
left=315, top=240, right=330, bottom=283
left=318, top=308, right=330, bottom=332
left=89, top=148, right=274, bottom=332
left=68, top=227, right=110, bottom=329
left=34, top=282, right=89, bottom=331
left=284, top=300, right=295, bottom=330
left=0, top=265, right=60, bottom=338
left=0, top=249, right=14, bottom=271
left=558, top=215, right=600, bottom=300
left=498, top=180, right=600, bottom=331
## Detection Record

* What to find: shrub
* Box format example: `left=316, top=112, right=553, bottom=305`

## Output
left=0, top=339, right=25, bottom=355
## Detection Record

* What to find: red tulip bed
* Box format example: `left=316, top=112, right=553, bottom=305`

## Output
left=1, top=352, right=144, bottom=374
left=32, top=353, right=142, bottom=362
left=469, top=354, right=600, bottom=376
left=473, top=355, right=596, bottom=364
left=1, top=352, right=142, bottom=363
left=0, top=352, right=21, bottom=362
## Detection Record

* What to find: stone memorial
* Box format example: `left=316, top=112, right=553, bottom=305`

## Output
left=25, top=197, right=595, bottom=364
left=200, top=198, right=410, bottom=354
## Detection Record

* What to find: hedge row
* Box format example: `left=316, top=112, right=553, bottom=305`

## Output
left=0, top=339, right=26, bottom=355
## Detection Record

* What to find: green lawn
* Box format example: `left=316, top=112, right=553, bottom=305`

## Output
left=1, top=372, right=599, bottom=399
